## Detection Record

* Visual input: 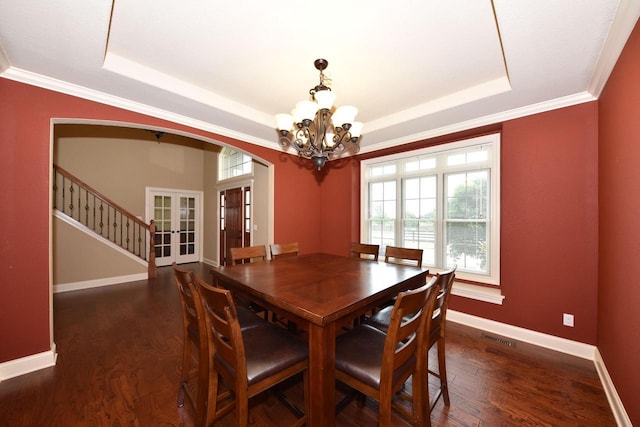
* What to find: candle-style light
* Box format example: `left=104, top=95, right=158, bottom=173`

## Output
left=275, top=59, right=363, bottom=170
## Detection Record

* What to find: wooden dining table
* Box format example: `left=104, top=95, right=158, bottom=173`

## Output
left=210, top=252, right=428, bottom=427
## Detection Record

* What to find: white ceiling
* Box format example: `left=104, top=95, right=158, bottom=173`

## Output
left=1, top=0, right=639, bottom=154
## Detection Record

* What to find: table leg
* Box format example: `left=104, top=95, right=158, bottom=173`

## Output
left=307, top=322, right=336, bottom=427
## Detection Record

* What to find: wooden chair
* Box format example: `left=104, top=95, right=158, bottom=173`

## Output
left=335, top=276, right=438, bottom=427
left=228, top=245, right=270, bottom=319
left=229, top=245, right=267, bottom=265
left=172, top=263, right=210, bottom=427
left=195, top=275, right=309, bottom=427
left=365, top=266, right=457, bottom=416
left=377, top=246, right=425, bottom=309
left=270, top=242, right=300, bottom=259
left=349, top=242, right=380, bottom=260
left=384, top=245, right=423, bottom=267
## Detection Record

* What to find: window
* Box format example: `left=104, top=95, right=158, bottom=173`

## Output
left=219, top=148, right=253, bottom=181
left=362, top=133, right=500, bottom=286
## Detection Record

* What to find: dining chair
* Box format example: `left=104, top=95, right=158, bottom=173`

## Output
left=376, top=246, right=426, bottom=310
left=172, top=263, right=210, bottom=427
left=384, top=245, right=423, bottom=267
left=229, top=245, right=267, bottom=265
left=270, top=241, right=300, bottom=259
left=335, top=276, right=438, bottom=427
left=195, top=275, right=309, bottom=427
left=365, top=266, right=457, bottom=415
left=173, top=264, right=268, bottom=424
left=227, top=245, right=271, bottom=320
left=349, top=242, right=380, bottom=260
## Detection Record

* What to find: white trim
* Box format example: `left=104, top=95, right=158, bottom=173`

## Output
left=53, top=273, right=148, bottom=294
left=1, top=66, right=280, bottom=151
left=361, top=133, right=501, bottom=285
left=358, top=92, right=596, bottom=155
left=588, top=0, right=640, bottom=97
left=53, top=210, right=148, bottom=267
left=202, top=257, right=218, bottom=268
left=594, top=348, right=633, bottom=427
left=451, top=281, right=504, bottom=305
left=447, top=310, right=596, bottom=360
left=0, top=344, right=57, bottom=382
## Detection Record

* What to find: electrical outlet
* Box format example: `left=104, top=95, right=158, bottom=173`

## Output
left=563, top=313, right=574, bottom=327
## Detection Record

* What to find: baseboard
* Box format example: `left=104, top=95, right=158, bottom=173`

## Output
left=594, top=348, right=633, bottom=427
left=202, top=258, right=218, bottom=268
left=0, top=344, right=57, bottom=382
left=53, top=273, right=148, bottom=293
left=447, top=310, right=597, bottom=360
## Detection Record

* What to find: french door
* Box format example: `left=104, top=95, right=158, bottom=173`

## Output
left=147, top=189, right=202, bottom=266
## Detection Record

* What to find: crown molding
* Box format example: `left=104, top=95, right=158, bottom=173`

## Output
left=359, top=91, right=596, bottom=154
left=0, top=66, right=280, bottom=152
left=588, top=0, right=640, bottom=97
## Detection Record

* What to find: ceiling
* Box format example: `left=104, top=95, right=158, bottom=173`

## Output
left=1, top=0, right=639, bottom=155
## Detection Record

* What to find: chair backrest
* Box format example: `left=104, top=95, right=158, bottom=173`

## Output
left=195, top=275, right=248, bottom=390
left=229, top=245, right=267, bottom=266
left=381, top=275, right=438, bottom=388
left=172, top=263, right=209, bottom=424
left=384, top=246, right=423, bottom=267
left=429, top=266, right=457, bottom=345
left=173, top=263, right=206, bottom=346
left=349, top=242, right=380, bottom=260
left=269, top=242, right=300, bottom=259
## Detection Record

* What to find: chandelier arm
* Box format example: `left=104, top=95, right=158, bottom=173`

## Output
left=275, top=59, right=362, bottom=170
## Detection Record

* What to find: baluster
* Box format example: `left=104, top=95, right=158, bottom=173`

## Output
left=62, top=176, right=66, bottom=216
left=99, top=201, right=104, bottom=236
left=77, top=181, right=81, bottom=223
left=112, top=205, right=118, bottom=243
left=84, top=188, right=89, bottom=227
left=125, top=217, right=130, bottom=251
left=68, top=182, right=74, bottom=218
left=52, top=169, right=58, bottom=210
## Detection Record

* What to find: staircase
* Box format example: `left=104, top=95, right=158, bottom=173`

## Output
left=52, top=164, right=156, bottom=278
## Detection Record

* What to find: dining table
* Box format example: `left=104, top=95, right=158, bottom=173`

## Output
left=210, top=252, right=428, bottom=427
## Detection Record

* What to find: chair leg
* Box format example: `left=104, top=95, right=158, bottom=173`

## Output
left=177, top=342, right=190, bottom=407
left=235, top=389, right=249, bottom=427
left=178, top=382, right=186, bottom=407
left=412, top=368, right=429, bottom=427
left=204, top=373, right=219, bottom=427
left=379, top=395, right=393, bottom=427
left=437, top=338, right=450, bottom=406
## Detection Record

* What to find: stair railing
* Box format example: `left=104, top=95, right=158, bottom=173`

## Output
left=52, top=164, right=156, bottom=279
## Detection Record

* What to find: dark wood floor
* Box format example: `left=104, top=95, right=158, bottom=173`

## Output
left=0, top=263, right=615, bottom=426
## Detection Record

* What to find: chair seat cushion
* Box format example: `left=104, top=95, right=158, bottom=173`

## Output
left=335, top=324, right=415, bottom=390
left=366, top=305, right=443, bottom=345
left=363, top=306, right=393, bottom=332
left=228, top=323, right=308, bottom=385
left=236, top=304, right=267, bottom=331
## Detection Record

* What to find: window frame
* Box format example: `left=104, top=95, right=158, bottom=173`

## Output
left=218, top=148, right=253, bottom=182
left=361, top=133, right=501, bottom=287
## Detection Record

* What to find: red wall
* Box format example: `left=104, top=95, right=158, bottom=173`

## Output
left=0, top=78, right=323, bottom=362
left=598, top=19, right=640, bottom=424
left=5, top=46, right=637, bottom=419
left=356, top=103, right=600, bottom=344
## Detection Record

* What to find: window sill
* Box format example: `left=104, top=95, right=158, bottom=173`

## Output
left=451, top=280, right=505, bottom=305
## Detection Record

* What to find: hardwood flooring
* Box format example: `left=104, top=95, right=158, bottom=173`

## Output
left=0, top=263, right=615, bottom=426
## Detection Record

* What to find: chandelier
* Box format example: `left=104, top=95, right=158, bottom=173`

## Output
left=275, top=59, right=363, bottom=170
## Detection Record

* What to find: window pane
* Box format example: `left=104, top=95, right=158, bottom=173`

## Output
left=363, top=135, right=498, bottom=282
left=446, top=170, right=488, bottom=220
left=446, top=221, right=487, bottom=273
